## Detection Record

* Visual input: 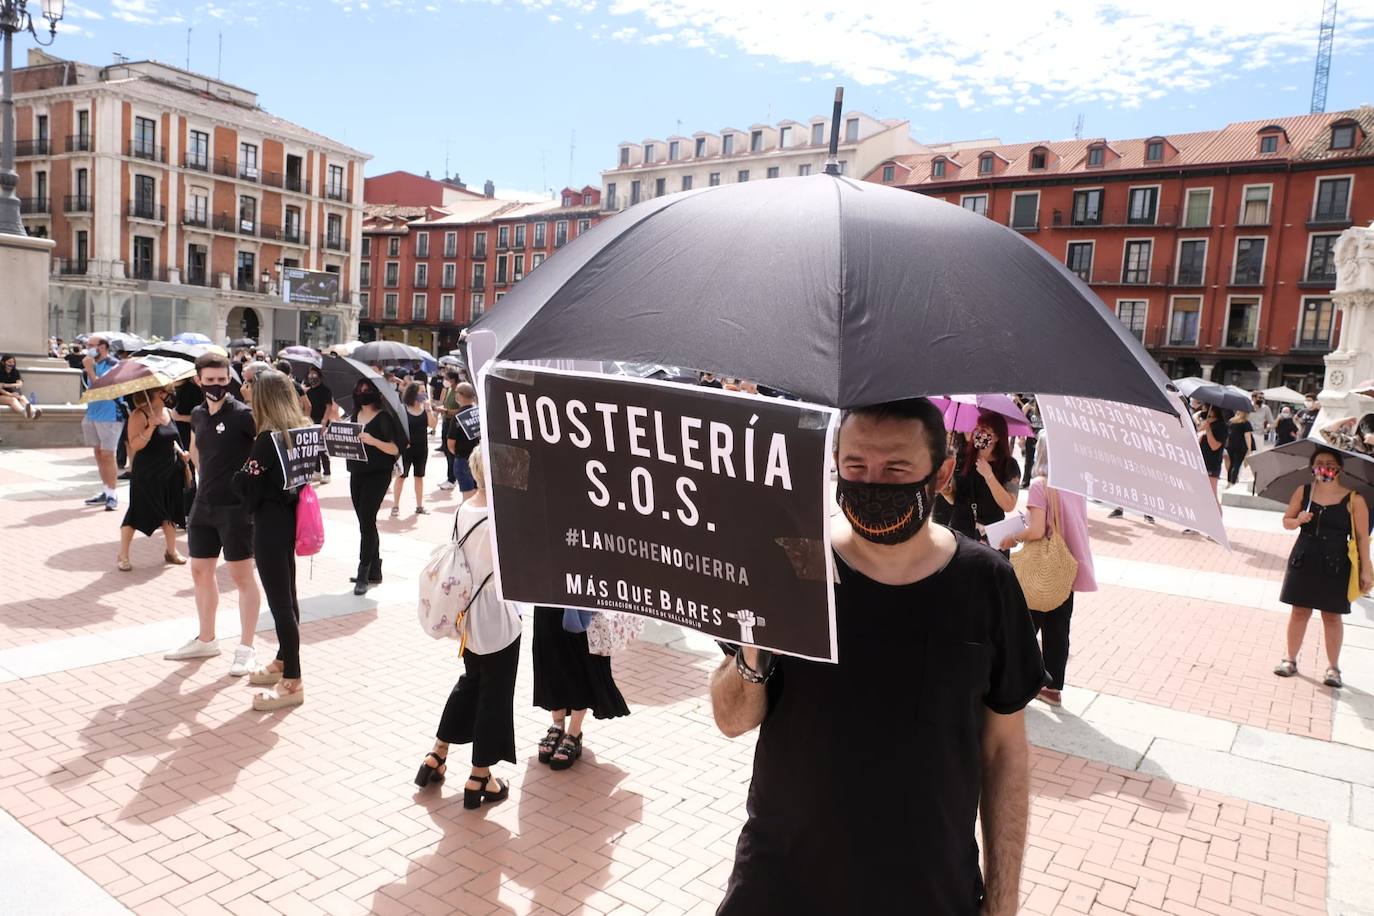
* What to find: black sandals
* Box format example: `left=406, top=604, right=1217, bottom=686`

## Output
left=414, top=752, right=446, bottom=787
left=549, top=733, right=583, bottom=771
left=537, top=726, right=565, bottom=764
left=463, top=774, right=509, bottom=810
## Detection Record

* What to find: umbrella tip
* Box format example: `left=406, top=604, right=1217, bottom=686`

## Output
left=823, top=86, right=845, bottom=176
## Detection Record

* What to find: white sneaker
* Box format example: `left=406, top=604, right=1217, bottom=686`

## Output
left=438, top=481, right=455, bottom=491
left=227, top=644, right=257, bottom=677
left=164, top=636, right=221, bottom=660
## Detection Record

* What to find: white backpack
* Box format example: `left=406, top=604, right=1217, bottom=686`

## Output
left=417, top=514, right=492, bottom=650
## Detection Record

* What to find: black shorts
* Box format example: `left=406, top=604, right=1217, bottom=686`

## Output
left=187, top=504, right=254, bottom=561
left=399, top=447, right=428, bottom=479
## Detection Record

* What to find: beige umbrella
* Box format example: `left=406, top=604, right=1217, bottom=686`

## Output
left=1259, top=385, right=1307, bottom=404
left=79, top=355, right=195, bottom=403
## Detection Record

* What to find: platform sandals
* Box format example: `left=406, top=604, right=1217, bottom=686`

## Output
left=463, top=774, right=509, bottom=810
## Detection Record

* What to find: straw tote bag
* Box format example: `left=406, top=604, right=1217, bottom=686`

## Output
left=1011, top=488, right=1079, bottom=612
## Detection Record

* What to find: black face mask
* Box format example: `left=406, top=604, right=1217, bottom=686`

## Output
left=836, top=469, right=940, bottom=546
left=306, top=376, right=320, bottom=388
left=202, top=383, right=228, bottom=402
left=354, top=388, right=378, bottom=406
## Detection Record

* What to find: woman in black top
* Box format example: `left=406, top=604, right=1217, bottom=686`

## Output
left=1197, top=406, right=1226, bottom=498
left=1274, top=408, right=1298, bottom=446
left=302, top=366, right=336, bottom=482
left=1224, top=409, right=1255, bottom=485
left=347, top=379, right=400, bottom=595
left=939, top=411, right=1020, bottom=550
left=0, top=354, right=40, bottom=419
left=390, top=381, right=435, bottom=517
left=117, top=386, right=190, bottom=571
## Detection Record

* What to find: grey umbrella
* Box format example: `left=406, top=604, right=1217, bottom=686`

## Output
left=1173, top=377, right=1252, bottom=414
left=470, top=174, right=1174, bottom=411
left=353, top=340, right=421, bottom=365
left=1248, top=438, right=1374, bottom=505
left=318, top=356, right=409, bottom=443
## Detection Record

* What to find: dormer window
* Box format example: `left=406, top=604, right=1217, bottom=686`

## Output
left=1145, top=139, right=1164, bottom=162
left=644, top=143, right=655, bottom=162
left=978, top=154, right=994, bottom=175
left=694, top=137, right=706, bottom=157
left=932, top=158, right=946, bottom=179
left=722, top=134, right=734, bottom=155
left=562, top=194, right=573, bottom=207
left=1029, top=148, right=1047, bottom=170
left=619, top=147, right=630, bottom=166
left=1087, top=146, right=1105, bottom=167
left=882, top=165, right=895, bottom=182
left=1259, top=135, right=1278, bottom=154
left=1331, top=121, right=1357, bottom=150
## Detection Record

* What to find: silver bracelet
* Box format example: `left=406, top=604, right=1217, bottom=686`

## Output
left=735, top=649, right=774, bottom=684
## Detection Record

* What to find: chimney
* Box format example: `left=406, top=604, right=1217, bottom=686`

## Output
left=483, top=179, right=495, bottom=198
left=424, top=170, right=431, bottom=179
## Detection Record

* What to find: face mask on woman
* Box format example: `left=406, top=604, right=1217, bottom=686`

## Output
left=1313, top=465, right=1340, bottom=483
left=971, top=430, right=995, bottom=450
left=354, top=387, right=378, bottom=406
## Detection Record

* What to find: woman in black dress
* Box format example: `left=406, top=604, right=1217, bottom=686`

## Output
left=1275, top=448, right=1371, bottom=689
left=117, top=386, right=189, bottom=571
left=939, top=411, right=1020, bottom=551
left=1197, top=406, right=1226, bottom=500
left=1223, top=409, right=1255, bottom=485
left=389, top=381, right=434, bottom=517
left=347, top=379, right=400, bottom=594
left=532, top=607, right=630, bottom=771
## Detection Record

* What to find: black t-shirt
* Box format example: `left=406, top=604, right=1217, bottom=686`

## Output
left=189, top=398, right=257, bottom=512
left=1226, top=420, right=1253, bottom=451
left=1275, top=417, right=1298, bottom=445
left=719, top=536, right=1046, bottom=916
left=0, top=365, right=20, bottom=386
left=453, top=405, right=481, bottom=458
left=347, top=410, right=398, bottom=474
left=1296, top=407, right=1319, bottom=438
left=947, top=456, right=1022, bottom=539
left=305, top=383, right=334, bottom=424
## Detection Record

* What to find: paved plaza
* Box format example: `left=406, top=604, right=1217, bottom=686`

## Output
left=1, top=445, right=1373, bottom=915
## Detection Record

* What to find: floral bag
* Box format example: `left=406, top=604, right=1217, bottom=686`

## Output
left=586, top=611, right=645, bottom=657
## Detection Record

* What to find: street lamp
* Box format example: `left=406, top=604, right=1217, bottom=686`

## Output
left=1, top=0, right=64, bottom=237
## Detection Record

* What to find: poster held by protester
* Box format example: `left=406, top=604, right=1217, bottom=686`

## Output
left=1037, top=395, right=1228, bottom=546
left=272, top=426, right=326, bottom=489
left=455, top=406, right=482, bottom=441
left=323, top=421, right=367, bottom=461
left=482, top=362, right=840, bottom=662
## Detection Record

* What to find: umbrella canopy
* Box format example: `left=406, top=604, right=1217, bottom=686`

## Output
left=438, top=354, right=466, bottom=368
left=1172, top=377, right=1252, bottom=413
left=317, top=356, right=409, bottom=443
left=172, top=332, right=213, bottom=345
left=134, top=341, right=225, bottom=364
left=1260, top=385, right=1307, bottom=405
left=79, top=355, right=195, bottom=402
left=352, top=340, right=421, bottom=365
left=324, top=341, right=363, bottom=357
left=470, top=174, right=1174, bottom=412
left=88, top=330, right=146, bottom=353
left=279, top=345, right=322, bottom=367
left=930, top=394, right=1034, bottom=437
left=1248, top=438, right=1374, bottom=506
left=228, top=337, right=257, bottom=349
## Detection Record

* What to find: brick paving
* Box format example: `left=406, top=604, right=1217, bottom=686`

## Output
left=1086, top=514, right=1296, bottom=583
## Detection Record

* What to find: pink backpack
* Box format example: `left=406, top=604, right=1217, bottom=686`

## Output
left=295, top=484, right=325, bottom=556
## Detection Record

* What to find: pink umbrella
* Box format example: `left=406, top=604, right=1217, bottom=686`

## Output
left=930, top=394, right=1035, bottom=437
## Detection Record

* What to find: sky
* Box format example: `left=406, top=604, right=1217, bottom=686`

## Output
left=32, top=0, right=1374, bottom=199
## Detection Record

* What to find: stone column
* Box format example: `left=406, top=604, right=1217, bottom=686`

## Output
left=0, top=232, right=55, bottom=356
left=1198, top=361, right=1217, bottom=381
left=1318, top=223, right=1374, bottom=426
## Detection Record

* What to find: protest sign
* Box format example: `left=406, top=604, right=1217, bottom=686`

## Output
left=1037, top=395, right=1228, bottom=546
left=272, top=426, right=325, bottom=489
left=482, top=362, right=840, bottom=662
left=324, top=421, right=367, bottom=461
left=456, top=406, right=482, bottom=441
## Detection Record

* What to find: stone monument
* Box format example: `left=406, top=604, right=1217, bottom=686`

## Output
left=1317, top=222, right=1374, bottom=424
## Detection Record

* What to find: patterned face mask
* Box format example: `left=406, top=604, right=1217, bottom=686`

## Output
left=835, top=470, right=940, bottom=545
left=972, top=431, right=995, bottom=450
left=1313, top=465, right=1340, bottom=483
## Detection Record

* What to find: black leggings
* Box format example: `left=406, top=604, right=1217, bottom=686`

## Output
left=436, top=636, right=521, bottom=767
left=1225, top=445, right=1249, bottom=485
left=1031, top=593, right=1073, bottom=690
left=253, top=502, right=301, bottom=679
left=350, top=471, right=391, bottom=570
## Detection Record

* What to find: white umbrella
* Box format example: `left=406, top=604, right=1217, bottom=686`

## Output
left=1260, top=386, right=1306, bottom=405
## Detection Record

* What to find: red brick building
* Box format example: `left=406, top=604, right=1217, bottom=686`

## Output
left=866, top=108, right=1374, bottom=391
left=359, top=177, right=604, bottom=354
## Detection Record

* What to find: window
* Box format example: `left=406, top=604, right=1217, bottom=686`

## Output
left=1071, top=189, right=1102, bottom=225
left=359, top=292, right=370, bottom=316
left=961, top=195, right=987, bottom=216
left=1145, top=140, right=1164, bottom=161
left=1314, top=177, right=1351, bottom=222
left=236, top=195, right=256, bottom=234
left=415, top=263, right=428, bottom=287
left=76, top=168, right=89, bottom=202
left=326, top=213, right=343, bottom=248
left=384, top=262, right=399, bottom=287
left=882, top=165, right=895, bottom=182
left=35, top=170, right=47, bottom=207
left=709, top=172, right=721, bottom=186
left=1066, top=242, right=1093, bottom=281
left=722, top=134, right=734, bottom=155
left=497, top=225, right=509, bottom=249
left=1087, top=146, right=1105, bottom=167
left=1127, top=187, right=1158, bottom=224
left=1176, top=240, right=1207, bottom=285
left=797, top=164, right=811, bottom=177
left=412, top=293, right=427, bottom=320
left=779, top=126, right=791, bottom=147
left=619, top=147, right=630, bottom=166
left=188, top=130, right=209, bottom=169
left=1183, top=188, right=1212, bottom=228
left=133, top=116, right=156, bottom=158
left=681, top=175, right=693, bottom=191
left=1307, top=234, right=1339, bottom=283
left=1259, top=134, right=1279, bottom=154
left=630, top=180, right=641, bottom=205
left=1331, top=123, right=1356, bottom=150
left=979, top=154, right=993, bottom=175
left=383, top=293, right=399, bottom=319
left=1029, top=148, right=1047, bottom=170
left=694, top=137, right=707, bottom=157
left=584, top=193, right=594, bottom=208
left=766, top=167, right=779, bottom=179
left=644, top=143, right=655, bottom=162
left=514, top=224, right=526, bottom=248
left=132, top=235, right=154, bottom=280
left=1168, top=297, right=1202, bottom=346
left=811, top=123, right=824, bottom=145
left=1299, top=298, right=1335, bottom=348
left=1240, top=186, right=1270, bottom=224
left=1123, top=240, right=1153, bottom=283
left=1233, top=238, right=1266, bottom=284
left=237, top=251, right=256, bottom=291
left=471, top=293, right=485, bottom=318
left=737, top=169, right=749, bottom=183
left=415, top=232, right=429, bottom=257
left=1010, top=192, right=1039, bottom=230
left=533, top=222, right=546, bottom=247
left=327, top=164, right=345, bottom=199
left=472, top=263, right=486, bottom=289
left=284, top=206, right=300, bottom=241
left=362, top=237, right=371, bottom=256
left=134, top=174, right=155, bottom=213
left=555, top=221, right=568, bottom=247
left=75, top=230, right=88, bottom=269
left=77, top=110, right=90, bottom=146
left=442, top=262, right=457, bottom=288
left=655, top=177, right=667, bottom=196
left=440, top=295, right=455, bottom=321
left=187, top=189, right=207, bottom=226
left=360, top=262, right=371, bottom=286
left=496, top=255, right=508, bottom=284
left=606, top=183, right=617, bottom=209
left=388, top=237, right=400, bottom=257
left=932, top=159, right=945, bottom=178
left=459, top=232, right=472, bottom=257
left=667, top=141, right=679, bottom=161
left=750, top=130, right=762, bottom=152
left=844, top=118, right=859, bottom=142
left=239, top=142, right=259, bottom=180
left=532, top=252, right=545, bottom=269
left=1225, top=297, right=1260, bottom=348
left=577, top=219, right=590, bottom=235
left=513, top=254, right=525, bottom=280
left=1116, top=300, right=1147, bottom=340
left=35, top=114, right=48, bottom=147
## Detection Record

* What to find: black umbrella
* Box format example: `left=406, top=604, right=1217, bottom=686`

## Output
left=353, top=340, right=422, bottom=365
left=1248, top=438, right=1374, bottom=505
left=318, top=356, right=409, bottom=443
left=228, top=337, right=256, bottom=349
left=470, top=174, right=1174, bottom=412
left=134, top=341, right=221, bottom=364
left=1172, top=377, right=1252, bottom=414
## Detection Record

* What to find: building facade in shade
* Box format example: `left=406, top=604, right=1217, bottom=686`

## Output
left=865, top=108, right=1374, bottom=391
left=599, top=112, right=981, bottom=210
left=11, top=50, right=369, bottom=352
left=359, top=176, right=604, bottom=355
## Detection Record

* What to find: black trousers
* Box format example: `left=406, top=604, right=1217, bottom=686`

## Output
left=253, top=502, right=301, bottom=679
left=1031, top=593, right=1073, bottom=690
left=436, top=636, right=521, bottom=767
left=1225, top=445, right=1249, bottom=484
left=350, top=470, right=390, bottom=571
left=319, top=451, right=331, bottom=477
left=1021, top=437, right=1037, bottom=486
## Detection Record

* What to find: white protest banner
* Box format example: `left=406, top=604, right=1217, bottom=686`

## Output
left=272, top=425, right=325, bottom=489
left=1037, top=395, right=1228, bottom=547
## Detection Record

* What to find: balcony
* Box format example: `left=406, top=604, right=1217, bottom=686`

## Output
left=181, top=210, right=210, bottom=228
left=212, top=158, right=236, bottom=179
left=512, top=238, right=526, bottom=250
left=128, top=201, right=166, bottom=222
left=1173, top=267, right=1207, bottom=287
left=496, top=240, right=510, bottom=252
left=15, top=139, right=50, bottom=157
left=1222, top=332, right=1258, bottom=350
left=184, top=271, right=210, bottom=287
left=183, top=153, right=210, bottom=172
left=1298, top=270, right=1337, bottom=290
left=58, top=258, right=89, bottom=275
left=283, top=175, right=310, bottom=194
left=1079, top=266, right=1172, bottom=287
left=64, top=195, right=92, bottom=214
left=1049, top=206, right=1179, bottom=229
left=128, top=141, right=167, bottom=163
left=1008, top=218, right=1039, bottom=233
left=1307, top=211, right=1352, bottom=230
left=238, top=162, right=261, bottom=182
left=283, top=227, right=303, bottom=245
left=1226, top=264, right=1265, bottom=287
left=321, top=235, right=349, bottom=252
left=237, top=220, right=257, bottom=237
left=64, top=134, right=92, bottom=153
left=1235, top=209, right=1271, bottom=228
left=212, top=213, right=236, bottom=234
left=470, top=280, right=486, bottom=291
left=128, top=264, right=169, bottom=282
left=325, top=186, right=349, bottom=202
left=257, top=223, right=284, bottom=241
left=495, top=274, right=510, bottom=286
left=19, top=197, right=51, bottom=214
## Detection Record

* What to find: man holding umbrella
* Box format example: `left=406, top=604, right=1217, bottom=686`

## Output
left=80, top=335, right=123, bottom=511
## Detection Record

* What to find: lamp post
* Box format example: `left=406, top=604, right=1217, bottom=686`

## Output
left=0, top=0, right=63, bottom=237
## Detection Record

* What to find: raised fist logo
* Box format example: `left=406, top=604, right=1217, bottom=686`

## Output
left=727, top=608, right=766, bottom=644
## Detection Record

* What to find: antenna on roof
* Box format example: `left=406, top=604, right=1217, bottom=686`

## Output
left=1074, top=113, right=1084, bottom=140
left=569, top=130, right=576, bottom=188
left=216, top=32, right=222, bottom=80
left=113, top=52, right=128, bottom=64
left=186, top=28, right=192, bottom=70
left=823, top=87, right=844, bottom=176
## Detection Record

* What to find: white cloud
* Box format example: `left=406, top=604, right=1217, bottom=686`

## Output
left=66, top=3, right=104, bottom=20
left=111, top=0, right=158, bottom=23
